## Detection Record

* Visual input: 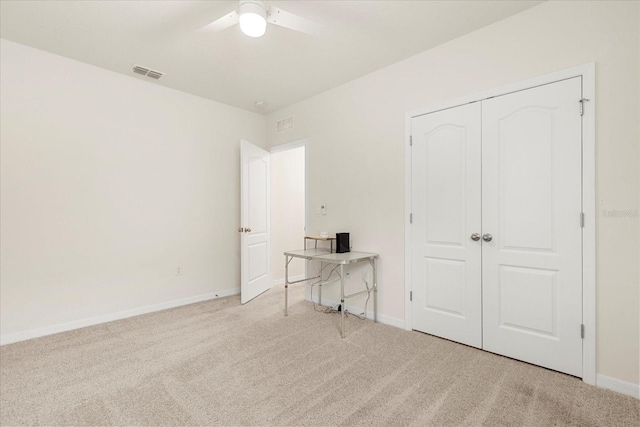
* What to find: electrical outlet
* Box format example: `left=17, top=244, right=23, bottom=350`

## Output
left=176, top=266, right=183, bottom=276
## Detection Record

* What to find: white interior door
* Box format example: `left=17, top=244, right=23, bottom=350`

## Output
left=411, top=103, right=483, bottom=349
left=240, top=140, right=271, bottom=304
left=482, top=78, right=583, bottom=376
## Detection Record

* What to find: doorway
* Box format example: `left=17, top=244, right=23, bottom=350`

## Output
left=270, top=141, right=308, bottom=287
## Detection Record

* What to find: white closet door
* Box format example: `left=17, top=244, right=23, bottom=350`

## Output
left=411, top=103, right=482, bottom=348
left=482, top=78, right=583, bottom=377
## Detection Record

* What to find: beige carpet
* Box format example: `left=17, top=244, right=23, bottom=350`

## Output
left=1, top=285, right=638, bottom=426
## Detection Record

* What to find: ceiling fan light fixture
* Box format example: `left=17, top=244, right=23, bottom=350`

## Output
left=238, top=1, right=267, bottom=37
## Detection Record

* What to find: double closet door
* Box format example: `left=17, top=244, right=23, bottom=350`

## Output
left=411, top=78, right=583, bottom=377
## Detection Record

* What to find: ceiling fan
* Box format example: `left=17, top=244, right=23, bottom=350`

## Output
left=199, top=0, right=322, bottom=38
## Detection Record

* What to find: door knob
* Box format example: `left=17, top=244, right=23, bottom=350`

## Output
left=471, top=233, right=481, bottom=241
left=482, top=233, right=493, bottom=242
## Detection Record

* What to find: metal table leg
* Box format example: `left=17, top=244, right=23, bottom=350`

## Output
left=283, top=253, right=324, bottom=316
left=372, top=258, right=377, bottom=323
left=319, top=273, right=322, bottom=306
left=340, top=263, right=346, bottom=338
left=284, top=255, right=290, bottom=316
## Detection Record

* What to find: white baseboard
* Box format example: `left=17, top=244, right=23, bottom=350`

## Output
left=596, top=374, right=640, bottom=399
left=0, top=287, right=240, bottom=346
left=307, top=295, right=405, bottom=329
left=273, top=274, right=306, bottom=286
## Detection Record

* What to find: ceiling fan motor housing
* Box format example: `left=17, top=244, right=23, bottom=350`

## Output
left=238, top=0, right=267, bottom=37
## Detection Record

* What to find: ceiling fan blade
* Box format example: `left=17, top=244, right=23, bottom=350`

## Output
left=198, top=10, right=239, bottom=33
left=266, top=6, right=322, bottom=36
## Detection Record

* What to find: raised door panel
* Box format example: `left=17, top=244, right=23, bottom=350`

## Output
left=424, top=125, right=466, bottom=246
left=499, top=108, right=555, bottom=252
left=248, top=158, right=268, bottom=234
left=498, top=265, right=558, bottom=337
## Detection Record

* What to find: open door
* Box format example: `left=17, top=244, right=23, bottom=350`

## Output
left=240, top=140, right=271, bottom=304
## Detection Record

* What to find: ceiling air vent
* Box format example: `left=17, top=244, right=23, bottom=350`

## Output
left=276, top=115, right=294, bottom=132
left=131, top=65, right=164, bottom=80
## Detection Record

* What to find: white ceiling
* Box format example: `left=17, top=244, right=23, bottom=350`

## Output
left=0, top=0, right=543, bottom=114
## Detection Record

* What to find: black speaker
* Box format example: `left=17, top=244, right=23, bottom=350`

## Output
left=336, top=232, right=350, bottom=253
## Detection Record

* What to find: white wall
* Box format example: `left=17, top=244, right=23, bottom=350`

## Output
left=0, top=39, right=266, bottom=341
left=265, top=1, right=640, bottom=387
left=271, top=146, right=306, bottom=282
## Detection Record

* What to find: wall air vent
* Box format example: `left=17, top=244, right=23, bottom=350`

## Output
left=276, top=115, right=294, bottom=132
left=131, top=65, right=164, bottom=80
left=132, top=65, right=149, bottom=75
left=146, top=70, right=164, bottom=80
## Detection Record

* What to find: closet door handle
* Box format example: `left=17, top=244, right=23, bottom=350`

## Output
left=482, top=233, right=493, bottom=242
left=471, top=233, right=481, bottom=241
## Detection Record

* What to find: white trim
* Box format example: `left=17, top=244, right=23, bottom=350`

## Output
left=404, top=63, right=596, bottom=384
left=0, top=288, right=240, bottom=346
left=580, top=63, right=597, bottom=386
left=269, top=138, right=308, bottom=153
left=406, top=63, right=596, bottom=119
left=404, top=114, right=413, bottom=331
left=596, top=375, right=640, bottom=399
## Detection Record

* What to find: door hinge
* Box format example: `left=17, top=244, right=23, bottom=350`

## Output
left=410, top=291, right=413, bottom=301
left=581, top=324, right=585, bottom=339
left=409, top=135, right=413, bottom=146
left=579, top=98, right=590, bottom=116
left=580, top=212, right=585, bottom=228
left=410, top=213, right=413, bottom=224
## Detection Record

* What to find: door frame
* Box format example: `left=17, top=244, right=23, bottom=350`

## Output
left=404, top=63, right=596, bottom=385
left=270, top=138, right=310, bottom=291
